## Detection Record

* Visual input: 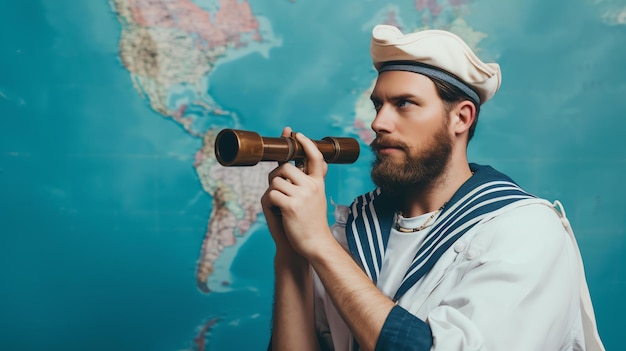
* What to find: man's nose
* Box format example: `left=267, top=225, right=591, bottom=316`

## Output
left=371, top=106, right=394, bottom=134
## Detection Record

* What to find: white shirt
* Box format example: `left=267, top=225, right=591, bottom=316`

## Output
left=377, top=211, right=436, bottom=298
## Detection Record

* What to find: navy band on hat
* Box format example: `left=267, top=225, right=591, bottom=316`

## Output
left=378, top=61, right=481, bottom=105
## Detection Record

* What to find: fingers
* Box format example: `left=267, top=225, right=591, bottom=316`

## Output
left=267, top=162, right=293, bottom=185
left=265, top=129, right=327, bottom=187
left=268, top=163, right=301, bottom=188
left=265, top=163, right=315, bottom=213
left=295, top=132, right=327, bottom=178
left=281, top=126, right=292, bottom=138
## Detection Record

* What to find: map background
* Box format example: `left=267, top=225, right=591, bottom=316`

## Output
left=1, top=0, right=625, bottom=350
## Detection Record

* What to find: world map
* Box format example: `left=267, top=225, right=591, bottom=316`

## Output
left=1, top=0, right=625, bottom=350
left=107, top=0, right=625, bottom=349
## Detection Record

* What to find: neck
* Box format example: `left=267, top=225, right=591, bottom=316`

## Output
left=399, top=160, right=473, bottom=217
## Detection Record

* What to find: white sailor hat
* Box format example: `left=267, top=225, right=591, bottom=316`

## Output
left=370, top=25, right=502, bottom=105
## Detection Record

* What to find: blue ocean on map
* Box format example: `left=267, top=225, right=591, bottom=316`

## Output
left=1, top=0, right=625, bottom=350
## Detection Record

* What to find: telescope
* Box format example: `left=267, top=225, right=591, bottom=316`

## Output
left=214, top=129, right=360, bottom=167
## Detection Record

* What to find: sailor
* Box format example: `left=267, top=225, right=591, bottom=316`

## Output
left=262, top=24, right=605, bottom=351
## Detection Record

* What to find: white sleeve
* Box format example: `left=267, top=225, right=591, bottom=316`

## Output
left=426, top=203, right=583, bottom=351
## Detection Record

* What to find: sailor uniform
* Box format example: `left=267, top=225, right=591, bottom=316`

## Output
left=314, top=164, right=604, bottom=351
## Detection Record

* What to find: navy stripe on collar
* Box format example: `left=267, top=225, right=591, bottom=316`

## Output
left=345, top=164, right=535, bottom=297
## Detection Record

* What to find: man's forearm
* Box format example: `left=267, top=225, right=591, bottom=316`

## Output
left=307, top=238, right=396, bottom=351
left=271, top=253, right=320, bottom=351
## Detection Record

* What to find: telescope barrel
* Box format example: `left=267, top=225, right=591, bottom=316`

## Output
left=214, top=129, right=360, bottom=166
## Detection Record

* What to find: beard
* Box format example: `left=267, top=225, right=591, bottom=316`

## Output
left=370, top=121, right=452, bottom=198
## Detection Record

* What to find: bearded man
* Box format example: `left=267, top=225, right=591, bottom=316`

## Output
left=261, top=25, right=605, bottom=351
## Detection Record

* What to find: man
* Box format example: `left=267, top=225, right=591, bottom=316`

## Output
left=261, top=25, right=604, bottom=350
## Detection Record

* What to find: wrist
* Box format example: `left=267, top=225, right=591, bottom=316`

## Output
left=274, top=252, right=311, bottom=285
left=304, top=230, right=344, bottom=266
left=274, top=249, right=309, bottom=269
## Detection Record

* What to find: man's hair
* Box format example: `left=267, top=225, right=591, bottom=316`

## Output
left=430, top=76, right=481, bottom=143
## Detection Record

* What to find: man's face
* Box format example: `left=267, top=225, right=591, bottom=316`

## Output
left=369, top=71, right=453, bottom=195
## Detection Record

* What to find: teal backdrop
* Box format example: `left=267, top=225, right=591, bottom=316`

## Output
left=1, top=0, right=625, bottom=350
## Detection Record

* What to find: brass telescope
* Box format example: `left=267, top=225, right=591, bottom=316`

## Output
left=214, top=129, right=360, bottom=167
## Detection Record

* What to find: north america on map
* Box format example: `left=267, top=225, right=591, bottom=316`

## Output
left=112, top=0, right=280, bottom=294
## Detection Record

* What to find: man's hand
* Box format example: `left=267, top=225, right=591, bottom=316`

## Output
left=263, top=132, right=333, bottom=259
left=261, top=127, right=295, bottom=255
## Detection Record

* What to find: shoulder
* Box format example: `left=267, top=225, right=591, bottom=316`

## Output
left=485, top=200, right=565, bottom=235
left=471, top=200, right=572, bottom=261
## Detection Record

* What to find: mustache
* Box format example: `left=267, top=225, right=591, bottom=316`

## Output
left=370, top=136, right=410, bottom=152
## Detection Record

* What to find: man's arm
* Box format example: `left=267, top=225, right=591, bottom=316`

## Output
left=270, top=251, right=319, bottom=350
left=307, top=236, right=403, bottom=351
left=262, top=127, right=320, bottom=351
left=264, top=133, right=403, bottom=351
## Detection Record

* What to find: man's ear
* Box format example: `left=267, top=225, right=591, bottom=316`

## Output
left=451, top=100, right=476, bottom=136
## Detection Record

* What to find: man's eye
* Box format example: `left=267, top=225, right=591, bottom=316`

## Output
left=397, top=99, right=412, bottom=108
